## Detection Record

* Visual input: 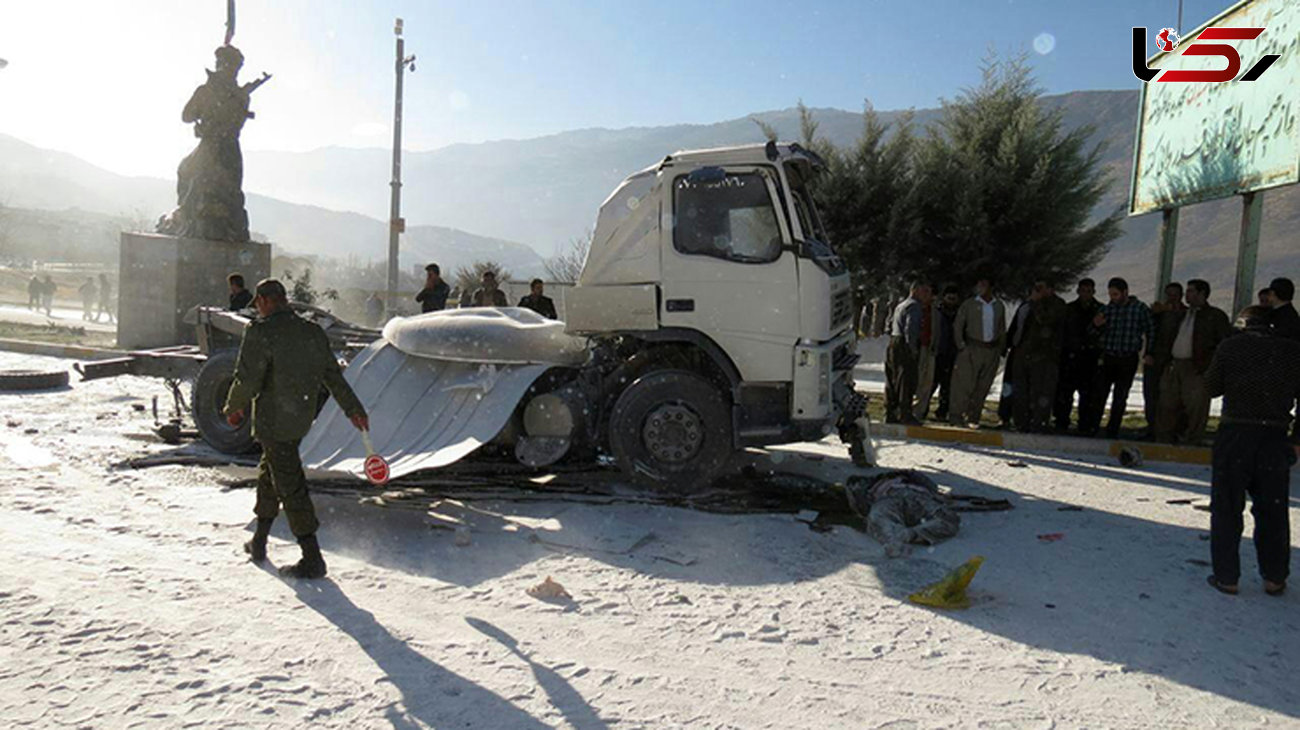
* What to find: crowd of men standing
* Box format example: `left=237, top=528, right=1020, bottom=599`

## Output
left=884, top=274, right=1300, bottom=446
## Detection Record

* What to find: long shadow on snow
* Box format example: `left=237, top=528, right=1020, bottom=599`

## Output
left=279, top=445, right=1299, bottom=718
left=291, top=579, right=551, bottom=730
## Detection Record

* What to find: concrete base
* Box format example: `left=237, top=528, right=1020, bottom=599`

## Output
left=117, top=232, right=270, bottom=350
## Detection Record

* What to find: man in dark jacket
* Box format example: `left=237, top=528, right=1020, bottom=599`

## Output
left=415, top=263, right=450, bottom=314
left=228, top=273, right=253, bottom=310
left=1154, top=279, right=1231, bottom=444
left=925, top=285, right=961, bottom=421
left=518, top=278, right=558, bottom=319
left=998, top=286, right=1035, bottom=427
left=1054, top=278, right=1103, bottom=433
left=1267, top=277, right=1300, bottom=340
left=223, top=279, right=370, bottom=579
left=1204, top=306, right=1300, bottom=596
left=885, top=281, right=933, bottom=425
left=1011, top=281, right=1067, bottom=432
left=1144, top=282, right=1187, bottom=436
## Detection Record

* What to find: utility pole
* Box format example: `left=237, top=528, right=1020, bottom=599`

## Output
left=387, top=18, right=416, bottom=318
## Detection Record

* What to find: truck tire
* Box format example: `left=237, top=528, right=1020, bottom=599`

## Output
left=0, top=369, right=70, bottom=391
left=609, top=369, right=732, bottom=493
left=191, top=349, right=255, bottom=454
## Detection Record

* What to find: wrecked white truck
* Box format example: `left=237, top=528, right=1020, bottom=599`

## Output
left=299, top=142, right=869, bottom=491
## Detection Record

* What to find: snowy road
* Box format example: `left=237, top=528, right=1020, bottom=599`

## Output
left=1, top=351, right=1296, bottom=728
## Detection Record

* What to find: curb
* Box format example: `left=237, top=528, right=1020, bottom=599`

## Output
left=873, top=422, right=1213, bottom=466
left=0, top=337, right=125, bottom=361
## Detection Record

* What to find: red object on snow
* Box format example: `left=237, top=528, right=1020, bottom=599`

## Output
left=1037, top=533, right=1065, bottom=543
left=364, top=454, right=390, bottom=485
left=361, top=430, right=389, bottom=485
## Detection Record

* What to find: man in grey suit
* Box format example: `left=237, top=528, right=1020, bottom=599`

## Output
left=885, top=281, right=934, bottom=425
left=948, top=278, right=1007, bottom=428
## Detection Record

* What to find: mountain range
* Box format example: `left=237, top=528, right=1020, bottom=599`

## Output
left=3, top=88, right=1298, bottom=304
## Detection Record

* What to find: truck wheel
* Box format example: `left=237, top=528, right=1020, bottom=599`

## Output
left=0, top=369, right=70, bottom=391
left=191, top=349, right=255, bottom=454
left=609, top=369, right=732, bottom=493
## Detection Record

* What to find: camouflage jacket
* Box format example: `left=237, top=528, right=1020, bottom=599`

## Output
left=223, top=309, right=366, bottom=442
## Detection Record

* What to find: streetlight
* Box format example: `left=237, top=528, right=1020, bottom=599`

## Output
left=386, top=19, right=416, bottom=318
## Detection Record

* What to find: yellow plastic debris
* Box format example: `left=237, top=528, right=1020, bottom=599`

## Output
left=908, top=556, right=985, bottom=610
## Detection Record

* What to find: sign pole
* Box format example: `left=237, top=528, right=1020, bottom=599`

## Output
left=1155, top=207, right=1179, bottom=297
left=1232, top=191, right=1263, bottom=316
left=386, top=19, right=414, bottom=319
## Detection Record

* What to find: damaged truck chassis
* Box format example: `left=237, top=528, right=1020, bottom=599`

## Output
left=80, top=142, right=872, bottom=492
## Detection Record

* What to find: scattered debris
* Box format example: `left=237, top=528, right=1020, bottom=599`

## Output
left=1186, top=558, right=1211, bottom=567
left=23, top=428, right=38, bottom=435
left=131, top=403, right=146, bottom=412
left=1037, top=533, right=1065, bottom=543
left=526, top=576, right=572, bottom=601
left=1045, top=603, right=1057, bottom=609
left=1117, top=446, right=1144, bottom=468
left=1057, top=505, right=1084, bottom=512
left=1165, top=498, right=1194, bottom=505
left=1007, top=461, right=1028, bottom=468
left=6, top=420, right=19, bottom=428
left=1139, top=593, right=1151, bottom=600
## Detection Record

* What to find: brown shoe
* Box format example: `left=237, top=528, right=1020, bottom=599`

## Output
left=1264, top=580, right=1286, bottom=596
left=1207, top=575, right=1238, bottom=595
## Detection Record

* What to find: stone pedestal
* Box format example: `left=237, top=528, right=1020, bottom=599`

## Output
left=117, top=232, right=271, bottom=350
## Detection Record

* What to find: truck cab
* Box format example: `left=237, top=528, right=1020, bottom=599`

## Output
left=564, top=142, right=863, bottom=486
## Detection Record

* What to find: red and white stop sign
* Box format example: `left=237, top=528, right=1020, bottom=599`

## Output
left=364, top=453, right=390, bottom=485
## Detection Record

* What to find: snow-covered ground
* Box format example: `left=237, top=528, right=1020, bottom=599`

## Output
left=1, top=350, right=1296, bottom=729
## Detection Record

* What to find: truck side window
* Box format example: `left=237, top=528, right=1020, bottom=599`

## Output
left=673, top=172, right=782, bottom=263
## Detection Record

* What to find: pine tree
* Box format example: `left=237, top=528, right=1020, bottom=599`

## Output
left=910, top=54, right=1121, bottom=296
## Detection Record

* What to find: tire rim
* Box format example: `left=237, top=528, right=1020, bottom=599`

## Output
left=643, top=403, right=703, bottom=464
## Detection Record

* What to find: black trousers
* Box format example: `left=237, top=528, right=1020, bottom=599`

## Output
left=997, top=348, right=1019, bottom=424
left=1054, top=349, right=1100, bottom=432
left=885, top=337, right=918, bottom=421
left=1091, top=352, right=1139, bottom=438
left=931, top=351, right=956, bottom=419
left=1211, top=425, right=1291, bottom=584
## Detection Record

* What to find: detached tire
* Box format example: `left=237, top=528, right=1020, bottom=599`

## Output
left=609, top=369, right=732, bottom=493
left=191, top=349, right=255, bottom=454
left=0, top=369, right=70, bottom=391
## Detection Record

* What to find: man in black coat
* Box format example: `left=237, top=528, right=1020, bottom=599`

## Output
left=1204, top=306, right=1300, bottom=596
left=518, top=278, right=558, bottom=319
left=1267, top=277, right=1300, bottom=341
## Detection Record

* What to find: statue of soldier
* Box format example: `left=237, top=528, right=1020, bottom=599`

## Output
left=157, top=44, right=269, bottom=243
left=223, top=279, right=369, bottom=579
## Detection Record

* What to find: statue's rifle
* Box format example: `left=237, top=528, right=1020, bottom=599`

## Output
left=242, top=72, right=272, bottom=119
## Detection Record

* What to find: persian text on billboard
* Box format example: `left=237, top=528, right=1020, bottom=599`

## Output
left=1130, top=0, right=1299, bottom=215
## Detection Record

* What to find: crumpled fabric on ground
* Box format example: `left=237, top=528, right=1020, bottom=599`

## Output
left=846, top=470, right=961, bottom=556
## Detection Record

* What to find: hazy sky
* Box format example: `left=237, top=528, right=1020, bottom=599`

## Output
left=0, top=0, right=1228, bottom=179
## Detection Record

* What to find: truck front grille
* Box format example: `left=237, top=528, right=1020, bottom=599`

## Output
left=831, top=289, right=853, bottom=330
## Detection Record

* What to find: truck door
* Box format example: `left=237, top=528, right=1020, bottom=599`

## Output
left=660, top=165, right=800, bottom=383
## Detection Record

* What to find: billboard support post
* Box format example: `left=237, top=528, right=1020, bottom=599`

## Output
left=1232, top=191, right=1263, bottom=316
left=1156, top=207, right=1179, bottom=297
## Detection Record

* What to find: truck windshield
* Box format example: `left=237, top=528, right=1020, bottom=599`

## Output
left=783, top=162, right=829, bottom=244
left=673, top=171, right=783, bottom=263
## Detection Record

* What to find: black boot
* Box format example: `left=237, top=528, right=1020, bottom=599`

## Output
left=279, top=534, right=327, bottom=579
left=243, top=518, right=273, bottom=563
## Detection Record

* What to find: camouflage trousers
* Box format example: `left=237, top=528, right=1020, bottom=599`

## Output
left=254, top=440, right=319, bottom=538
left=866, top=491, right=961, bottom=557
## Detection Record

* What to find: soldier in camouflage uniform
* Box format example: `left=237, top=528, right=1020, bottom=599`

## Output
left=223, top=279, right=369, bottom=579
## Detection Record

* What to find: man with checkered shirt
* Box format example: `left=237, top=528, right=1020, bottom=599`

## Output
left=1085, top=277, right=1155, bottom=439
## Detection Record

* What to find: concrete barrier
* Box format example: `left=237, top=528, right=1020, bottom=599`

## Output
left=0, top=337, right=125, bottom=361
left=873, top=422, right=1213, bottom=466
